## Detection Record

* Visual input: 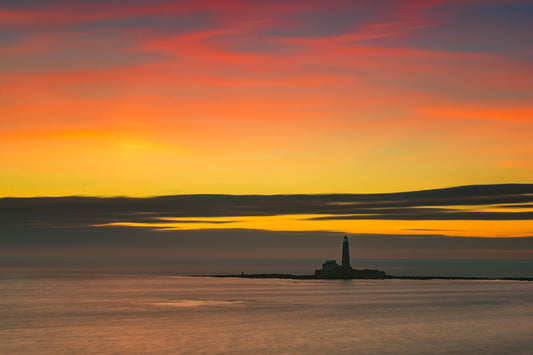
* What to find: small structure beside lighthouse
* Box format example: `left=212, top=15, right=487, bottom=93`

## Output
left=314, top=235, right=386, bottom=279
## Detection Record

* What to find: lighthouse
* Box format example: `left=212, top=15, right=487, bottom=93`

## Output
left=315, top=234, right=386, bottom=278
left=342, top=235, right=351, bottom=269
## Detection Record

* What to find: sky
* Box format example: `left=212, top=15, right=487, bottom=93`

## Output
left=1, top=0, right=533, bottom=197
left=1, top=1, right=533, bottom=268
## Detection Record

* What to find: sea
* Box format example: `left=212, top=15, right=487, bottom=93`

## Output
left=2, top=257, right=533, bottom=354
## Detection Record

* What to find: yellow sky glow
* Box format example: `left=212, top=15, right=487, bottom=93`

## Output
left=96, top=214, right=533, bottom=238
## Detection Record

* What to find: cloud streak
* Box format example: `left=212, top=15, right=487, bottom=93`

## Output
left=2, top=184, right=532, bottom=228
left=2, top=184, right=533, bottom=261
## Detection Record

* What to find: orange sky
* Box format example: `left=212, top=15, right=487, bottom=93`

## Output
left=1, top=0, right=533, bottom=197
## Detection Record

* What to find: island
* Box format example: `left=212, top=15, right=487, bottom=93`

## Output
left=210, top=235, right=387, bottom=280
left=203, top=235, right=533, bottom=281
left=313, top=235, right=386, bottom=279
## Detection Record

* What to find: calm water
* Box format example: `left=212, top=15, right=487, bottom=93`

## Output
left=1, top=273, right=533, bottom=354
left=3, top=256, right=533, bottom=277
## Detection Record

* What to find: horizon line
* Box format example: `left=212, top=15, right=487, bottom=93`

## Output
left=2, top=182, right=532, bottom=199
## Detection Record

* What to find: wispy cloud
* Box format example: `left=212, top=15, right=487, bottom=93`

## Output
left=1, top=1, right=532, bottom=197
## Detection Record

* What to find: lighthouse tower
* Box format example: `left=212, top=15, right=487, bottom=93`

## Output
left=342, top=235, right=351, bottom=269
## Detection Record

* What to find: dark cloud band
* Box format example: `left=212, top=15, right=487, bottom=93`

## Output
left=1, top=184, right=533, bottom=228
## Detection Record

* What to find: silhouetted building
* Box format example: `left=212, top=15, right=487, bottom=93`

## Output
left=314, top=235, right=386, bottom=279
left=322, top=260, right=340, bottom=271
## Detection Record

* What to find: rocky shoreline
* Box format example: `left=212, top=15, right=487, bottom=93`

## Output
left=201, top=274, right=533, bottom=281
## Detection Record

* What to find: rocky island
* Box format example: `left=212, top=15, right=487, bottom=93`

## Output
left=210, top=235, right=387, bottom=280
left=205, top=235, right=533, bottom=281
left=313, top=235, right=386, bottom=279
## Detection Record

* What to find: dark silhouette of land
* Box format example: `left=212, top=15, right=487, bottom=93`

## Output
left=201, top=235, right=533, bottom=281
left=205, top=273, right=533, bottom=281
left=203, top=235, right=390, bottom=279
left=312, top=235, right=386, bottom=278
